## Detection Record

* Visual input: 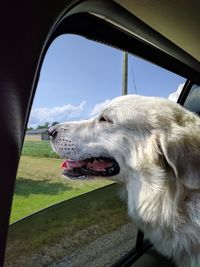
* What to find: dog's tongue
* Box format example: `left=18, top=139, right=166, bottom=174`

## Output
left=86, top=160, right=112, bottom=171
left=60, top=160, right=85, bottom=170
left=61, top=161, right=67, bottom=169
left=60, top=159, right=113, bottom=171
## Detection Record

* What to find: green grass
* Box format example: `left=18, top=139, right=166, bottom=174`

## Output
left=22, top=140, right=59, bottom=158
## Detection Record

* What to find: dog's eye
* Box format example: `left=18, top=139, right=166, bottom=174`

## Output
left=99, top=115, right=113, bottom=123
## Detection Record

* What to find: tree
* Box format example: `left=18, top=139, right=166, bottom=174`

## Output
left=51, top=121, right=59, bottom=126
left=44, top=122, right=50, bottom=128
left=27, top=127, right=33, bottom=131
left=36, top=122, right=50, bottom=129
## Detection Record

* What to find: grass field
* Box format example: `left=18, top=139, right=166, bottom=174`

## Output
left=10, top=140, right=112, bottom=223
left=22, top=140, right=59, bottom=158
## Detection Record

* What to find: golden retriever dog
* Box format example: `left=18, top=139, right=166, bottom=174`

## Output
left=49, top=95, right=200, bottom=267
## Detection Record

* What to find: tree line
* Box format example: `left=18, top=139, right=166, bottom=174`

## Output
left=27, top=122, right=59, bottom=131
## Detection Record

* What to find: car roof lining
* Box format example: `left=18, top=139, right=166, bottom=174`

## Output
left=115, top=0, right=200, bottom=62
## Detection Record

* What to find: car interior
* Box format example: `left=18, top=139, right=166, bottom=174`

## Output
left=1, top=1, right=200, bottom=266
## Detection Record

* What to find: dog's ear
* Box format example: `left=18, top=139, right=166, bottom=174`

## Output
left=159, top=127, right=200, bottom=189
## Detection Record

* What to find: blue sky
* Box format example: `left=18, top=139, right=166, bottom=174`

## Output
left=29, top=34, right=186, bottom=127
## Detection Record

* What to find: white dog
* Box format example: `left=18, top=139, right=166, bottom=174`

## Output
left=49, top=95, right=200, bottom=267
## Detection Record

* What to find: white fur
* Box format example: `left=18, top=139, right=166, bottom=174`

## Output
left=51, top=95, right=200, bottom=266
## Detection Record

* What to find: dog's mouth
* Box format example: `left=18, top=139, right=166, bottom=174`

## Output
left=61, top=157, right=120, bottom=179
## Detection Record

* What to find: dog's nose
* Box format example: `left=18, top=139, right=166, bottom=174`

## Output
left=48, top=126, right=57, bottom=138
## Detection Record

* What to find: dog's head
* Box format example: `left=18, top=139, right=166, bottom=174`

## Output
left=49, top=95, right=200, bottom=189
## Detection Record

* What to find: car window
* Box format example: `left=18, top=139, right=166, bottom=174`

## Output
left=5, top=34, right=186, bottom=267
left=183, top=84, right=200, bottom=114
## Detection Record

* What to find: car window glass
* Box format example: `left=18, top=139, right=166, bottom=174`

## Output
left=183, top=84, right=200, bottom=114
left=5, top=34, right=186, bottom=267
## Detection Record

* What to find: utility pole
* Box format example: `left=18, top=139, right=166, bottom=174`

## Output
left=122, top=52, right=128, bottom=95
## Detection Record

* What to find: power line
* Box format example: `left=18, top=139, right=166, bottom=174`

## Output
left=130, top=59, right=137, bottom=94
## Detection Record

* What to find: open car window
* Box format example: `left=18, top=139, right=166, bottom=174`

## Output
left=5, top=34, right=186, bottom=267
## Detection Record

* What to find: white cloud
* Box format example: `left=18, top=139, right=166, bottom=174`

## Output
left=28, top=101, right=86, bottom=127
left=90, top=99, right=110, bottom=117
left=28, top=99, right=112, bottom=128
left=168, top=83, right=184, bottom=102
